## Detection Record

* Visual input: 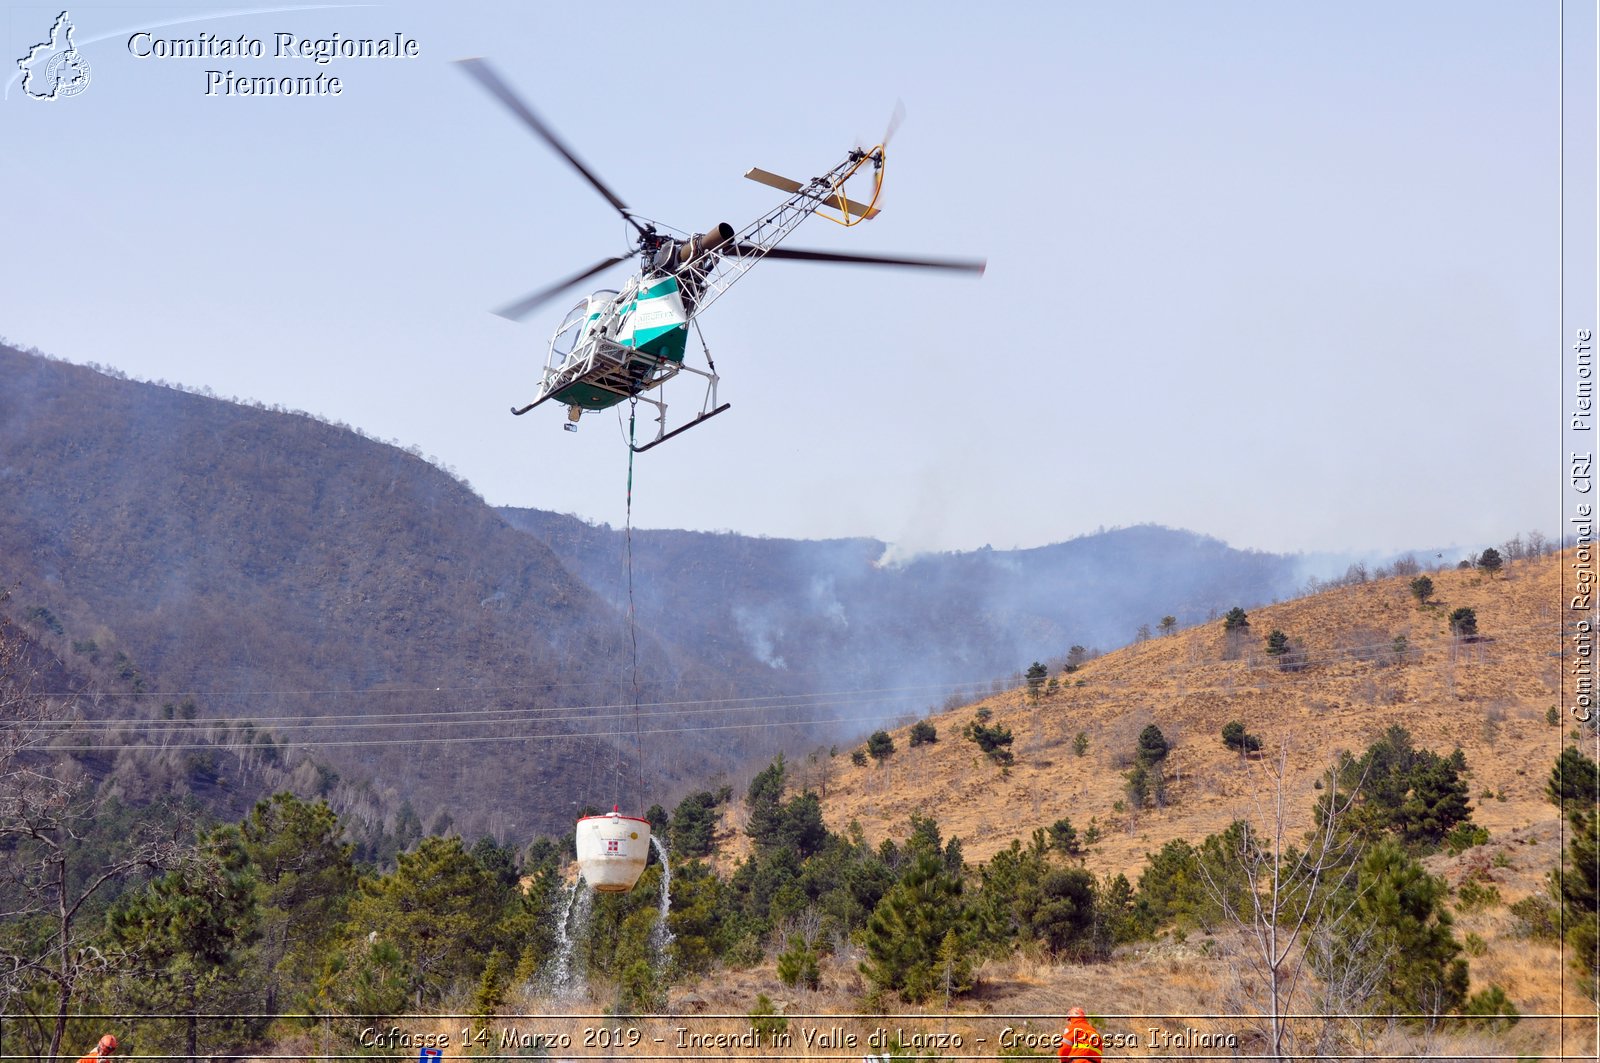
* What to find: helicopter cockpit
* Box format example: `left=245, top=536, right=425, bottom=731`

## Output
left=547, top=290, right=615, bottom=369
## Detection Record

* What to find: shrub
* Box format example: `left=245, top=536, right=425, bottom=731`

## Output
left=749, top=994, right=787, bottom=1039
left=1455, top=878, right=1501, bottom=912
left=1444, top=823, right=1489, bottom=855
left=1124, top=764, right=1151, bottom=808
left=1509, top=894, right=1560, bottom=941
left=909, top=720, right=938, bottom=747
left=963, top=719, right=1014, bottom=765
left=25, top=605, right=64, bottom=635
left=1409, top=575, right=1434, bottom=604
left=1221, top=721, right=1262, bottom=755
left=1448, top=607, right=1478, bottom=637
left=1463, top=985, right=1519, bottom=1030
left=1048, top=817, right=1081, bottom=855
left=775, top=941, right=820, bottom=990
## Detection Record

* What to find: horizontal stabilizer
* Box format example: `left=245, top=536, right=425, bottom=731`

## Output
left=744, top=167, right=881, bottom=220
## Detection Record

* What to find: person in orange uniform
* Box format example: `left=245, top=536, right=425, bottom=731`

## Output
left=1058, top=1007, right=1103, bottom=1060
left=78, top=1035, right=118, bottom=1063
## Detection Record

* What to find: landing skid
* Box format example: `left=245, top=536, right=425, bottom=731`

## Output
left=628, top=358, right=727, bottom=452
left=510, top=394, right=554, bottom=417
left=631, top=403, right=731, bottom=453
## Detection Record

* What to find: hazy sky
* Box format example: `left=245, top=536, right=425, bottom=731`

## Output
left=2, top=2, right=1574, bottom=556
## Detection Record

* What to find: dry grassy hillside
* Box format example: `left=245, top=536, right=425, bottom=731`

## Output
left=691, top=551, right=1590, bottom=1055
left=815, top=551, right=1568, bottom=873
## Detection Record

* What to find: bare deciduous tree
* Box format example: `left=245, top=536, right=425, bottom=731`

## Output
left=1197, top=744, right=1366, bottom=1062
left=0, top=618, right=183, bottom=1061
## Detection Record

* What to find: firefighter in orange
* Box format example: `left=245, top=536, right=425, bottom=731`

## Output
left=77, top=1035, right=118, bottom=1063
left=1057, top=1007, right=1102, bottom=1060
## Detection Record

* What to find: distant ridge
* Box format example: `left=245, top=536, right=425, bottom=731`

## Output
left=499, top=509, right=1304, bottom=697
left=2, top=342, right=1315, bottom=839
left=0, top=344, right=759, bottom=838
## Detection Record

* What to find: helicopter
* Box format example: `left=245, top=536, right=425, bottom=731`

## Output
left=457, top=58, right=985, bottom=452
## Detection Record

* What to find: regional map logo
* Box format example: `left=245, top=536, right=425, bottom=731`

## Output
left=17, top=11, right=91, bottom=100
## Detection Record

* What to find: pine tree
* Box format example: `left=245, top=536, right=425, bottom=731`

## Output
left=1025, top=867, right=1098, bottom=958
left=867, top=730, right=895, bottom=762
left=1024, top=662, right=1048, bottom=702
left=471, top=949, right=511, bottom=1020
left=973, top=840, right=1048, bottom=952
left=336, top=835, right=503, bottom=1008
left=745, top=756, right=789, bottom=849
left=860, top=851, right=975, bottom=1003
left=1136, top=724, right=1170, bottom=765
left=1548, top=746, right=1600, bottom=809
left=106, top=827, right=262, bottom=1063
left=1561, top=808, right=1600, bottom=1001
left=1332, top=726, right=1473, bottom=849
left=670, top=791, right=720, bottom=858
left=239, top=793, right=357, bottom=1014
left=1133, top=839, right=1208, bottom=933
left=1347, top=840, right=1468, bottom=1017
left=935, top=928, right=974, bottom=1006
left=1047, top=817, right=1081, bottom=855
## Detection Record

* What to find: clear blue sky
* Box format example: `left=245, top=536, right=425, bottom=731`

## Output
left=2, top=1, right=1564, bottom=556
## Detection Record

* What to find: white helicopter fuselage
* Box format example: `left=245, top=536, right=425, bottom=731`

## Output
left=539, top=272, right=691, bottom=414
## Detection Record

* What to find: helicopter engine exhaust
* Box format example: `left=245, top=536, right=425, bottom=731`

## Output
left=676, top=222, right=735, bottom=266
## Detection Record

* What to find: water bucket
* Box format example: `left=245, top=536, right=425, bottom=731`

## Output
left=574, top=809, right=651, bottom=892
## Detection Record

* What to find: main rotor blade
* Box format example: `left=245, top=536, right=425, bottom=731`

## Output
left=493, top=255, right=628, bottom=321
left=735, top=244, right=985, bottom=275
left=456, top=58, right=646, bottom=237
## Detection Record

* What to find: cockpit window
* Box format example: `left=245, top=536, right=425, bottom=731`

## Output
left=551, top=299, right=590, bottom=360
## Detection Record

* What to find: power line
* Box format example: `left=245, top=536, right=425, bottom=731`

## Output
left=20, top=679, right=1007, bottom=732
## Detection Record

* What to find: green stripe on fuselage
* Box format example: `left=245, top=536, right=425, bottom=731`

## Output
left=636, top=323, right=688, bottom=361
left=638, top=277, right=679, bottom=300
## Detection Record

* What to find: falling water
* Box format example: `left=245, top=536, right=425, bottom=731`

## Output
left=548, top=878, right=592, bottom=1000
left=648, top=834, right=674, bottom=964
left=547, top=881, right=577, bottom=995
